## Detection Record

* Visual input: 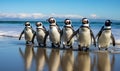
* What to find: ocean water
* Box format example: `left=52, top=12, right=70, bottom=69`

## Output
left=0, top=21, right=120, bottom=43
left=0, top=21, right=120, bottom=71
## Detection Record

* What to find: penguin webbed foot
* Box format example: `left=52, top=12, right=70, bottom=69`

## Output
left=78, top=47, right=83, bottom=51
left=98, top=47, right=101, bottom=50
left=94, top=43, right=96, bottom=47
left=78, top=45, right=83, bottom=51
left=26, top=41, right=29, bottom=45
left=85, top=48, right=89, bottom=52
left=58, top=44, right=60, bottom=48
left=105, top=48, right=108, bottom=50
left=44, top=44, right=46, bottom=47
left=31, top=41, right=34, bottom=44
left=63, top=45, right=65, bottom=49
left=67, top=40, right=70, bottom=45
left=70, top=46, right=73, bottom=49
left=38, top=43, right=46, bottom=47
left=51, top=43, right=54, bottom=47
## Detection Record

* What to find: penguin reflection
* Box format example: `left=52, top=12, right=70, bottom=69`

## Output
left=35, top=47, right=47, bottom=71
left=97, top=52, right=111, bottom=71
left=61, top=49, right=74, bottom=71
left=48, top=48, right=60, bottom=71
left=74, top=51, right=91, bottom=71
left=19, top=45, right=34, bottom=71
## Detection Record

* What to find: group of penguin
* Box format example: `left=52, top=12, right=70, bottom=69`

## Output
left=19, top=17, right=116, bottom=51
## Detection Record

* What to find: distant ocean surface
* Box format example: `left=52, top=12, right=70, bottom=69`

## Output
left=0, top=21, right=120, bottom=44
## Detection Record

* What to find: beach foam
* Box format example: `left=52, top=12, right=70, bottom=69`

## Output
left=0, top=30, right=20, bottom=38
left=1, top=30, right=120, bottom=46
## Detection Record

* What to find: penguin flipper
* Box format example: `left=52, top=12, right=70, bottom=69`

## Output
left=96, top=26, right=104, bottom=39
left=71, top=25, right=75, bottom=32
left=67, top=29, right=78, bottom=44
left=43, top=31, right=49, bottom=46
left=43, top=26, right=49, bottom=43
left=89, top=28, right=96, bottom=47
left=56, top=23, right=61, bottom=33
left=31, top=32, right=36, bottom=44
left=32, top=29, right=36, bottom=34
left=43, top=26, right=47, bottom=30
left=19, top=30, right=24, bottom=40
left=111, top=33, right=116, bottom=46
left=61, top=29, right=63, bottom=37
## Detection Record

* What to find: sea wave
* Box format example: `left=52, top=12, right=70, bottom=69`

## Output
left=0, top=30, right=120, bottom=45
left=0, top=31, right=20, bottom=38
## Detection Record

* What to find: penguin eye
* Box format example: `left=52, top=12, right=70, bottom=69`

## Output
left=39, top=24, right=42, bottom=26
left=65, top=20, right=71, bottom=24
left=36, top=24, right=41, bottom=26
left=49, top=19, right=55, bottom=23
left=25, top=24, right=30, bottom=26
left=66, top=21, right=70, bottom=24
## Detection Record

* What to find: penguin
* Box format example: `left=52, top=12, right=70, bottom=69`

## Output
left=19, top=21, right=35, bottom=44
left=76, top=18, right=96, bottom=51
left=48, top=17, right=61, bottom=47
left=61, top=19, right=75, bottom=48
left=96, top=20, right=115, bottom=50
left=32, top=22, right=48, bottom=47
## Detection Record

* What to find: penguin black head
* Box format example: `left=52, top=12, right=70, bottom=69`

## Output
left=36, top=22, right=42, bottom=27
left=25, top=21, right=30, bottom=26
left=82, top=18, right=89, bottom=24
left=64, top=19, right=72, bottom=25
left=105, top=20, right=112, bottom=26
left=48, top=17, right=56, bottom=23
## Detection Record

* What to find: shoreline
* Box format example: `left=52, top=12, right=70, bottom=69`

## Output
left=0, top=36, right=120, bottom=71
left=0, top=37, right=120, bottom=53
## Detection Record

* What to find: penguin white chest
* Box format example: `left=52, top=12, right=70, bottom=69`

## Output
left=49, top=27, right=60, bottom=43
left=62, top=28, right=74, bottom=45
left=63, top=28, right=73, bottom=38
left=36, top=29, right=46, bottom=43
left=77, top=28, right=91, bottom=47
left=98, top=30, right=111, bottom=48
left=24, top=29, right=33, bottom=41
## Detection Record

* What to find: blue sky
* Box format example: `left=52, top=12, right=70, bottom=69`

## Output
left=0, top=0, right=120, bottom=20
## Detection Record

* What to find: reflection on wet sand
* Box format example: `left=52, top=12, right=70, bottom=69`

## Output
left=61, top=49, right=74, bottom=71
left=48, top=48, right=60, bottom=71
left=19, top=46, right=116, bottom=71
left=19, top=45, right=34, bottom=71
left=35, top=47, right=47, bottom=71
left=74, top=51, right=91, bottom=71
left=97, top=51, right=111, bottom=71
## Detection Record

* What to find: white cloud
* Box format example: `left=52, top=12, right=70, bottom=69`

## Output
left=90, top=14, right=97, bottom=18
left=31, top=13, right=45, bottom=19
left=0, top=12, right=83, bottom=19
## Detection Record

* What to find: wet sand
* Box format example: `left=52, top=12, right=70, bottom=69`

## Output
left=0, top=37, right=120, bottom=71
